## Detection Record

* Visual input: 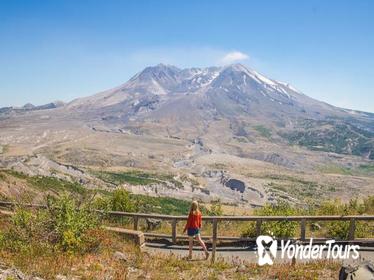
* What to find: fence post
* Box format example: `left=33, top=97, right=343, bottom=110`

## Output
left=348, top=218, right=356, bottom=240
left=211, top=218, right=218, bottom=263
left=300, top=219, right=306, bottom=241
left=172, top=219, right=177, bottom=244
left=134, top=216, right=139, bottom=231
left=256, top=219, right=262, bottom=236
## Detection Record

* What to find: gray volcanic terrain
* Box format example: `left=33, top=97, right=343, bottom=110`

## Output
left=0, top=64, right=373, bottom=207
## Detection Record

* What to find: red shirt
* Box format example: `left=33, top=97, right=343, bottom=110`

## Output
left=185, top=211, right=202, bottom=229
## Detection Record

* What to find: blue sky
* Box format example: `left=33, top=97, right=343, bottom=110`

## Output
left=0, top=0, right=373, bottom=112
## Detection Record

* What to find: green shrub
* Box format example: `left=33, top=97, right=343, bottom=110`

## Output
left=94, top=189, right=136, bottom=213
left=47, top=194, right=98, bottom=251
left=242, top=202, right=298, bottom=238
left=110, top=189, right=136, bottom=212
left=317, top=199, right=372, bottom=239
left=1, top=194, right=98, bottom=252
left=363, top=196, right=374, bottom=214
left=254, top=125, right=272, bottom=139
left=209, top=200, right=223, bottom=216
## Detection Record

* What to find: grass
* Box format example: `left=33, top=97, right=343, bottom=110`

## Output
left=253, top=125, right=272, bottom=139
left=358, top=163, right=374, bottom=174
left=318, top=163, right=374, bottom=176
left=0, top=224, right=342, bottom=280
left=130, top=194, right=195, bottom=215
left=0, top=169, right=196, bottom=216
left=245, top=173, right=340, bottom=204
left=93, top=170, right=184, bottom=188
left=0, top=195, right=369, bottom=279
left=266, top=180, right=337, bottom=203
left=0, top=243, right=342, bottom=279
left=2, top=169, right=87, bottom=195
left=317, top=164, right=353, bottom=175
left=2, top=169, right=28, bottom=179
left=0, top=145, right=9, bottom=154
left=28, top=176, right=87, bottom=195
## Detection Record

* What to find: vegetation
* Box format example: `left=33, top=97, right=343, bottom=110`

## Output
left=0, top=144, right=8, bottom=154
left=0, top=194, right=344, bottom=279
left=208, top=200, right=223, bottom=216
left=0, top=170, right=194, bottom=215
left=0, top=194, right=98, bottom=253
left=318, top=163, right=374, bottom=176
left=317, top=164, right=353, bottom=175
left=315, top=198, right=374, bottom=239
left=1, top=169, right=87, bottom=196
left=1, top=169, right=373, bottom=240
left=253, top=125, right=272, bottom=139
left=0, top=191, right=371, bottom=278
left=242, top=198, right=374, bottom=239
left=358, top=163, right=374, bottom=174
left=242, top=202, right=298, bottom=238
left=0, top=232, right=341, bottom=279
left=29, top=175, right=87, bottom=194
left=94, top=188, right=198, bottom=216
left=280, top=119, right=374, bottom=159
left=262, top=173, right=338, bottom=204
left=93, top=170, right=184, bottom=188
left=130, top=193, right=195, bottom=215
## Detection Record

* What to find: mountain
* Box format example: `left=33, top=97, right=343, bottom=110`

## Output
left=0, top=63, right=373, bottom=207
left=0, top=100, right=65, bottom=114
left=66, top=63, right=374, bottom=159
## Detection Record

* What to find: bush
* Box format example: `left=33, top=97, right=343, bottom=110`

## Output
left=1, top=194, right=99, bottom=252
left=242, top=202, right=298, bottom=238
left=94, top=189, right=136, bottom=213
left=317, top=199, right=372, bottom=239
left=209, top=200, right=223, bottom=216
left=47, top=194, right=98, bottom=251
left=240, top=198, right=374, bottom=240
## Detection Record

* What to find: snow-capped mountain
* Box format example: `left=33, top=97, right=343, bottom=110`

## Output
left=68, top=63, right=360, bottom=122
left=63, top=63, right=374, bottom=159
left=68, top=63, right=303, bottom=108
left=3, top=63, right=373, bottom=160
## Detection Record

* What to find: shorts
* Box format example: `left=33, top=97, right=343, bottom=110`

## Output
left=187, top=228, right=200, bottom=237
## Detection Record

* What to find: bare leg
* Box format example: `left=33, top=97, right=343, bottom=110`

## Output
left=196, top=234, right=209, bottom=259
left=188, top=236, right=193, bottom=260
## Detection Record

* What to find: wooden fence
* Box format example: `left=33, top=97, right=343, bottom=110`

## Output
left=1, top=201, right=373, bottom=262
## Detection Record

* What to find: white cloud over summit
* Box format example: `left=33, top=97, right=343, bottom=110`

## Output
left=220, top=51, right=249, bottom=64
left=128, top=47, right=250, bottom=68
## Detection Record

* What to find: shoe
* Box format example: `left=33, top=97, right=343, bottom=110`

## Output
left=205, top=251, right=210, bottom=260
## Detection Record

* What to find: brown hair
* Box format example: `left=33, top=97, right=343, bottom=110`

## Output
left=190, top=200, right=199, bottom=215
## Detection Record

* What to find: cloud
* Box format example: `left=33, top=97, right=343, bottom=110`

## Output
left=127, top=47, right=250, bottom=69
left=128, top=47, right=227, bottom=68
left=220, top=51, right=249, bottom=64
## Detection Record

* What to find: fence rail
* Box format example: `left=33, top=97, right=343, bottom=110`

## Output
left=1, top=201, right=373, bottom=262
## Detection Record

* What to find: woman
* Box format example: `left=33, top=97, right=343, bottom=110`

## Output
left=183, top=200, right=209, bottom=260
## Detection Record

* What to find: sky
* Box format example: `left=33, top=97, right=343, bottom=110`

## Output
left=0, top=0, right=373, bottom=112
